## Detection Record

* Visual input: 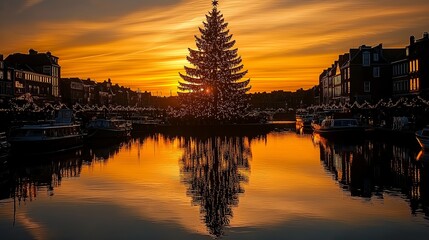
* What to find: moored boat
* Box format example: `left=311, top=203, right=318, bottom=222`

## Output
left=85, top=118, right=132, bottom=140
left=312, top=118, right=364, bottom=139
left=0, top=132, right=10, bottom=158
left=415, top=127, right=429, bottom=149
left=8, top=109, right=83, bottom=154
left=295, top=114, right=313, bottom=131
left=129, top=115, right=161, bottom=133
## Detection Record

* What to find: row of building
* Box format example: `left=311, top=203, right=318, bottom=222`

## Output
left=3, top=32, right=427, bottom=109
left=319, top=32, right=429, bottom=104
left=0, top=50, right=151, bottom=107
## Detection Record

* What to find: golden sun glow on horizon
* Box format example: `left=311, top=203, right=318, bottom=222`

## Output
left=1, top=0, right=429, bottom=95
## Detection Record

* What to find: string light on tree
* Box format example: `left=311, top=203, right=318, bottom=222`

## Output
left=177, top=0, right=251, bottom=122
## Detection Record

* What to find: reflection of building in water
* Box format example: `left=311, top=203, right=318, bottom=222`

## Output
left=179, top=136, right=252, bottom=237
left=0, top=151, right=83, bottom=203
left=318, top=137, right=429, bottom=218
left=82, top=139, right=130, bottom=162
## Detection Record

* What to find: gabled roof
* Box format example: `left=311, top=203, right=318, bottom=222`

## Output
left=5, top=50, right=59, bottom=71
left=81, top=79, right=97, bottom=86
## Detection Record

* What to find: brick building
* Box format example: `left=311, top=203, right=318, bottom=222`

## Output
left=320, top=44, right=405, bottom=104
left=0, top=55, right=14, bottom=103
left=5, top=49, right=60, bottom=100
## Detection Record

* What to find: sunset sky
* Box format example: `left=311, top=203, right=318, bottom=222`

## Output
left=1, top=0, right=429, bottom=96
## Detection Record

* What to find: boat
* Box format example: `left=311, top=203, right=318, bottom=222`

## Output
left=85, top=118, right=132, bottom=140
left=8, top=109, right=83, bottom=154
left=312, top=118, right=364, bottom=139
left=415, top=127, right=429, bottom=149
left=295, top=114, right=314, bottom=131
left=0, top=132, right=10, bottom=158
left=129, top=115, right=161, bottom=133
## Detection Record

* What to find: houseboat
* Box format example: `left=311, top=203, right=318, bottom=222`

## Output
left=415, top=127, right=429, bottom=149
left=312, top=118, right=364, bottom=139
left=8, top=109, right=83, bottom=154
left=85, top=118, right=132, bottom=140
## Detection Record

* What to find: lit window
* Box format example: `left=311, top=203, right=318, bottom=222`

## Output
left=364, top=81, right=370, bottom=93
left=410, top=78, right=420, bottom=92
left=417, top=78, right=420, bottom=90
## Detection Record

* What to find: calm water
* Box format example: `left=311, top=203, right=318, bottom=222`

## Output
left=1, top=131, right=429, bottom=239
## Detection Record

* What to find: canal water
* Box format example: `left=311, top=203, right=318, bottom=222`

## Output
left=1, top=131, right=429, bottom=239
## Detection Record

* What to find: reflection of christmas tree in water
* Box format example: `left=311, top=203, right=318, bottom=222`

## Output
left=178, top=0, right=251, bottom=122
left=179, top=136, right=252, bottom=237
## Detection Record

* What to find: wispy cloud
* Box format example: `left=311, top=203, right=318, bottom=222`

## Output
left=2, top=0, right=429, bottom=94
left=22, top=0, right=44, bottom=10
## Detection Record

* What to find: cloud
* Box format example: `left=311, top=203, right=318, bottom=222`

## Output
left=2, top=0, right=429, bottom=95
left=22, top=0, right=44, bottom=10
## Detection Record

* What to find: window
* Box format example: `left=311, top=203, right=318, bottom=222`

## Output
left=364, top=81, right=370, bottom=93
left=363, top=52, right=370, bottom=66
left=410, top=78, right=420, bottom=92
left=373, top=67, right=380, bottom=78
left=0, top=62, right=3, bottom=69
left=410, top=60, right=418, bottom=73
left=7, top=71, right=11, bottom=80
left=0, top=71, right=3, bottom=80
left=373, top=53, right=379, bottom=62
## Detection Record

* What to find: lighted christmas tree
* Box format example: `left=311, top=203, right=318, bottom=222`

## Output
left=178, top=0, right=251, bottom=123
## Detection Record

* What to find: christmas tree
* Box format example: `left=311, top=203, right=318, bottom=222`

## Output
left=178, top=0, right=251, bottom=123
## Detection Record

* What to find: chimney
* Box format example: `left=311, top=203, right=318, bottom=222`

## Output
left=29, top=49, right=38, bottom=55
left=0, top=54, right=3, bottom=61
left=424, top=32, right=429, bottom=39
left=410, top=35, right=415, bottom=44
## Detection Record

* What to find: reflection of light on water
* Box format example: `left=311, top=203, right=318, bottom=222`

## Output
left=3, top=132, right=429, bottom=239
left=16, top=212, right=48, bottom=240
left=311, top=132, right=321, bottom=145
left=416, top=150, right=429, bottom=162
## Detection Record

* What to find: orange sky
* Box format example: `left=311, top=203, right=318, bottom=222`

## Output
left=1, top=0, right=429, bottom=95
